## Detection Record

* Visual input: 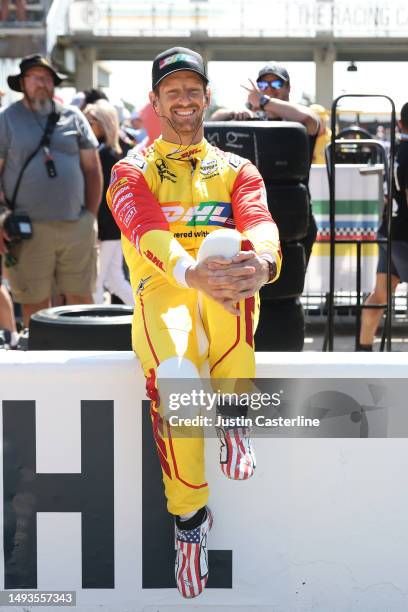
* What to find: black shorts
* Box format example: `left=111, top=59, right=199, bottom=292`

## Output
left=377, top=234, right=408, bottom=282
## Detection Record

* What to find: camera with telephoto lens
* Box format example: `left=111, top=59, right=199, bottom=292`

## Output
left=0, top=207, right=32, bottom=244
left=3, top=213, right=32, bottom=242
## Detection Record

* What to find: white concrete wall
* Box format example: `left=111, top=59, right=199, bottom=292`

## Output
left=0, top=351, right=408, bottom=611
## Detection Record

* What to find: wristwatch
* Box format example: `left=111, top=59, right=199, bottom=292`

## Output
left=259, top=95, right=271, bottom=111
left=262, top=258, right=277, bottom=284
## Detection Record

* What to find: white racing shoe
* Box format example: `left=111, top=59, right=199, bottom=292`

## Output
left=175, top=506, right=213, bottom=598
left=216, top=423, right=256, bottom=480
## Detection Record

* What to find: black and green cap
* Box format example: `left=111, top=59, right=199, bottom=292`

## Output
left=152, top=47, right=208, bottom=89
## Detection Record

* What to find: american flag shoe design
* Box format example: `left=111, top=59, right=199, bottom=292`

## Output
left=216, top=425, right=256, bottom=480
left=175, top=507, right=213, bottom=598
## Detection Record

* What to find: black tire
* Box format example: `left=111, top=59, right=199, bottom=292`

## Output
left=204, top=121, right=310, bottom=182
left=255, top=298, right=305, bottom=351
left=261, top=242, right=306, bottom=300
left=28, top=305, right=133, bottom=350
left=266, top=183, right=309, bottom=241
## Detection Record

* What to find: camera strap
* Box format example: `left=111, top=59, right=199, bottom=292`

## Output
left=9, top=103, right=60, bottom=212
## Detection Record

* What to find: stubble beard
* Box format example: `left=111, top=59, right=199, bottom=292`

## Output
left=172, top=108, right=203, bottom=137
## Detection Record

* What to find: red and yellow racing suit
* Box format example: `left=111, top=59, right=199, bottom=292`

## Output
left=107, top=137, right=281, bottom=515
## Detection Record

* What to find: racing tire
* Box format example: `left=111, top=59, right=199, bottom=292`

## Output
left=266, top=183, right=309, bottom=241
left=28, top=305, right=133, bottom=351
left=204, top=121, right=310, bottom=182
left=255, top=298, right=305, bottom=351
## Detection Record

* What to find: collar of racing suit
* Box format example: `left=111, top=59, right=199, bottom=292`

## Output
left=154, top=136, right=209, bottom=164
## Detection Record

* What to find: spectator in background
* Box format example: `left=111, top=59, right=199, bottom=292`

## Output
left=309, top=103, right=331, bottom=165
left=130, top=109, right=147, bottom=137
left=123, top=110, right=148, bottom=151
left=70, top=90, right=134, bottom=155
left=376, top=124, right=386, bottom=141
left=375, top=123, right=390, bottom=155
left=84, top=100, right=134, bottom=306
left=216, top=62, right=321, bottom=266
left=0, top=54, right=102, bottom=326
left=111, top=100, right=134, bottom=155
left=359, top=102, right=408, bottom=350
left=70, top=91, right=86, bottom=110
left=243, top=63, right=320, bottom=136
left=84, top=88, right=108, bottom=106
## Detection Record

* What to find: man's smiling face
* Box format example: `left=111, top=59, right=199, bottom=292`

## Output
left=150, top=71, right=209, bottom=144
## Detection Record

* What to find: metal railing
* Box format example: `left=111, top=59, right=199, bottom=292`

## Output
left=326, top=94, right=397, bottom=351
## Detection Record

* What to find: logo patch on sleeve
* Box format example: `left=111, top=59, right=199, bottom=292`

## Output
left=228, top=153, right=244, bottom=171
left=127, top=152, right=148, bottom=172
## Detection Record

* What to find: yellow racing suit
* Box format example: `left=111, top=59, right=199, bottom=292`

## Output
left=107, top=136, right=281, bottom=515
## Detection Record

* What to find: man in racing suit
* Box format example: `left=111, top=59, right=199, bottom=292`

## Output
left=107, top=47, right=282, bottom=599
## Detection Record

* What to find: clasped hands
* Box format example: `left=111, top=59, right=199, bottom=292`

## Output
left=186, top=250, right=269, bottom=315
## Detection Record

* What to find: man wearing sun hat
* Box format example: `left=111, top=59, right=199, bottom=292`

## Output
left=107, top=46, right=282, bottom=599
left=0, top=54, right=102, bottom=326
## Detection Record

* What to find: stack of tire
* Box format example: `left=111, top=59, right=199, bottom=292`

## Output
left=204, top=121, right=310, bottom=351
left=28, top=305, right=133, bottom=350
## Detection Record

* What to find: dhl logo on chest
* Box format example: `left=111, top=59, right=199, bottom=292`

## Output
left=161, top=201, right=234, bottom=227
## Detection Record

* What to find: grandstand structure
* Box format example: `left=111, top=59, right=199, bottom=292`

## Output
left=52, top=0, right=408, bottom=104
left=2, top=0, right=408, bottom=105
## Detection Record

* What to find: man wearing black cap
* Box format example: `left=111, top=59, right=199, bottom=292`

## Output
left=0, top=54, right=102, bottom=326
left=245, top=62, right=320, bottom=136
left=107, top=46, right=282, bottom=598
left=244, top=62, right=323, bottom=265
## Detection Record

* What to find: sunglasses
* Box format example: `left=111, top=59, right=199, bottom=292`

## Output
left=257, top=79, right=285, bottom=92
